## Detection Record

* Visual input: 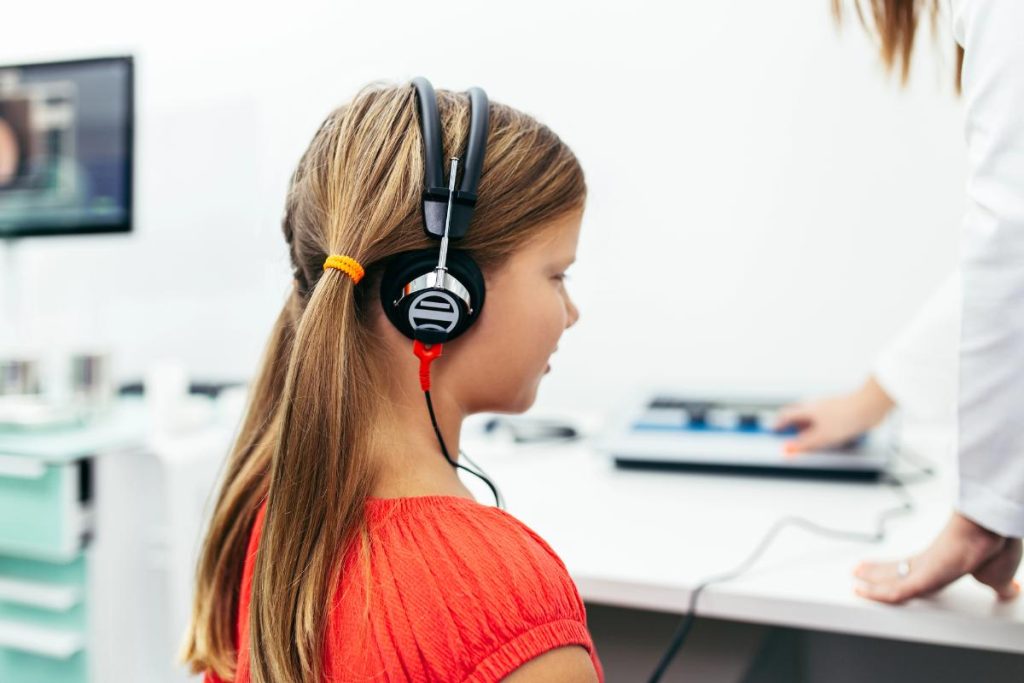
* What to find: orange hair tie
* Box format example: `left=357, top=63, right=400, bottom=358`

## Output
left=322, top=254, right=365, bottom=284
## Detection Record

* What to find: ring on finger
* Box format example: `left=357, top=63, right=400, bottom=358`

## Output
left=897, top=558, right=911, bottom=579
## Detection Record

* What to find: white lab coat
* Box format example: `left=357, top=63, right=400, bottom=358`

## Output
left=874, top=0, right=1024, bottom=539
left=874, top=271, right=961, bottom=427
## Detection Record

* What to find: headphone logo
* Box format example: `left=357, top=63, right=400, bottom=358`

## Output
left=408, top=291, right=460, bottom=332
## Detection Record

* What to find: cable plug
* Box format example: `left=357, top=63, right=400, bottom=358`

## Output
left=412, top=340, right=443, bottom=391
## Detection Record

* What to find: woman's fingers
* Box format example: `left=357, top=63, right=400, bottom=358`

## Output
left=777, top=402, right=847, bottom=455
left=852, top=555, right=953, bottom=605
left=853, top=560, right=903, bottom=583
left=853, top=577, right=914, bottom=604
left=783, top=428, right=832, bottom=456
left=852, top=558, right=917, bottom=604
left=990, top=578, right=1022, bottom=601
left=775, top=405, right=820, bottom=456
left=972, top=538, right=1023, bottom=601
left=853, top=513, right=1021, bottom=605
left=773, top=404, right=812, bottom=431
left=775, top=394, right=873, bottom=455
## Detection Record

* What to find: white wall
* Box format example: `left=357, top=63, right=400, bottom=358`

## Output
left=0, top=0, right=966, bottom=415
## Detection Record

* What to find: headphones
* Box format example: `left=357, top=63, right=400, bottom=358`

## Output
left=379, top=77, right=489, bottom=345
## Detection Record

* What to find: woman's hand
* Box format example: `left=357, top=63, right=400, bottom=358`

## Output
left=774, top=376, right=895, bottom=455
left=853, top=511, right=1022, bottom=603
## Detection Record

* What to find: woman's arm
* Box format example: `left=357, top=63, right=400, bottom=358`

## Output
left=873, top=269, right=961, bottom=423
left=952, top=0, right=1024, bottom=539
left=776, top=271, right=960, bottom=454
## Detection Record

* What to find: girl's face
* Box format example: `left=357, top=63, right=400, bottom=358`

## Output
left=449, top=209, right=582, bottom=414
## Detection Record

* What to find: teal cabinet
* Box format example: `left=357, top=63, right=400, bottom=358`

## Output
left=0, top=650, right=87, bottom=683
left=0, top=554, right=88, bottom=683
left=0, top=457, right=89, bottom=560
left=0, top=399, right=146, bottom=683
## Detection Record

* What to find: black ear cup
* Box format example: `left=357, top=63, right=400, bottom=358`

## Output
left=380, top=248, right=486, bottom=344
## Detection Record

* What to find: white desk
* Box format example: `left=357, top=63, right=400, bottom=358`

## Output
left=460, top=417, right=1024, bottom=657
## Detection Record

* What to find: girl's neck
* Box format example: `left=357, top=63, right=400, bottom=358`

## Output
left=367, top=389, right=475, bottom=501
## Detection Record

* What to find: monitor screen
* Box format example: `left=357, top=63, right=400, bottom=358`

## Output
left=0, top=56, right=133, bottom=238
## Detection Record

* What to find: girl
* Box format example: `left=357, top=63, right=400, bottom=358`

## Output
left=181, top=81, right=603, bottom=682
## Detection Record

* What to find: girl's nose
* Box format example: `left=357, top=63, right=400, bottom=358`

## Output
left=566, top=298, right=580, bottom=329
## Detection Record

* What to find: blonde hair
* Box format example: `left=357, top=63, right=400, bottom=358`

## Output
left=180, top=81, right=586, bottom=682
left=832, top=0, right=965, bottom=91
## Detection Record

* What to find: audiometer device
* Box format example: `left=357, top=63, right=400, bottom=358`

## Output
left=597, top=391, right=894, bottom=479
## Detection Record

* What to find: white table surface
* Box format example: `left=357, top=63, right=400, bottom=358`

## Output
left=460, top=416, right=1024, bottom=655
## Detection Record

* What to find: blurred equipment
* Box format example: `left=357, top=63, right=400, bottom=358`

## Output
left=68, top=353, right=113, bottom=411
left=601, top=392, right=892, bottom=479
left=483, top=415, right=580, bottom=444
left=0, top=351, right=115, bottom=430
left=0, top=56, right=133, bottom=238
left=0, top=358, right=40, bottom=396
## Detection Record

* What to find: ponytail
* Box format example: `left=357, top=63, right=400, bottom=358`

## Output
left=249, top=267, right=380, bottom=683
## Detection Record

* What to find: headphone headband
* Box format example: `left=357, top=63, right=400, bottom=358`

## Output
left=411, top=77, right=489, bottom=240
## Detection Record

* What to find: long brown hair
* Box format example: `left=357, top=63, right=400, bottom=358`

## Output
left=832, top=0, right=965, bottom=90
left=180, top=81, right=586, bottom=682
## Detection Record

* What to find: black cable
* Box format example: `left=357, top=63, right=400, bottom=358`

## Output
left=424, top=389, right=503, bottom=509
left=647, top=446, right=933, bottom=682
left=459, top=447, right=506, bottom=509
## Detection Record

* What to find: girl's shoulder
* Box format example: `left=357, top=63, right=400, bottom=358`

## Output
left=364, top=494, right=572, bottom=572
left=325, top=495, right=602, bottom=682
left=357, top=495, right=586, bottom=621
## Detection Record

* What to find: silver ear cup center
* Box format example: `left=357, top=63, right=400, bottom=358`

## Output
left=394, top=271, right=473, bottom=313
left=408, top=291, right=461, bottom=332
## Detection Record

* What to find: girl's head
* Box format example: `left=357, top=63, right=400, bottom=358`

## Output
left=370, top=206, right=581, bottom=416
left=183, top=81, right=585, bottom=682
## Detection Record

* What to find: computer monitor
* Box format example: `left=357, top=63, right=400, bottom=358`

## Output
left=0, top=56, right=133, bottom=238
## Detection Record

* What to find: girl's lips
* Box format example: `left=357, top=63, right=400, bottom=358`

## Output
left=545, top=347, right=557, bottom=373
